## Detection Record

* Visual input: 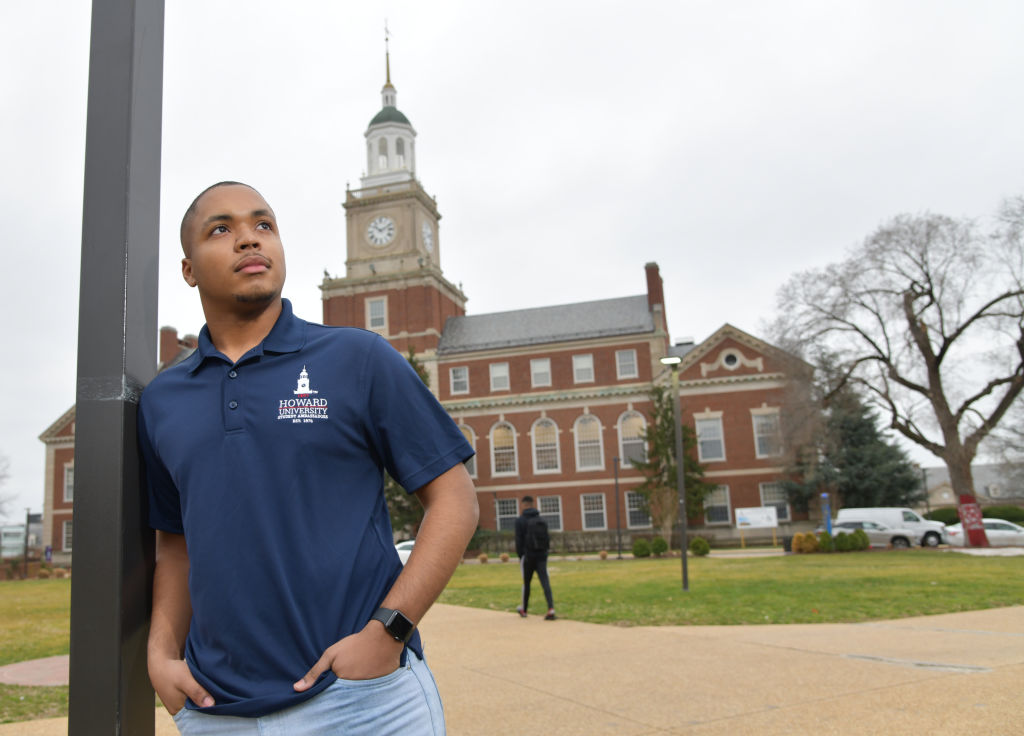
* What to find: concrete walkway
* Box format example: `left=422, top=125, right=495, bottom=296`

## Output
left=1, top=603, right=1022, bottom=735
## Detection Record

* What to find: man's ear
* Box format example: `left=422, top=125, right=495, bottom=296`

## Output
left=182, top=258, right=197, bottom=287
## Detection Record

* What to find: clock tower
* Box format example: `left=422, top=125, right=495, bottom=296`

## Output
left=321, top=43, right=467, bottom=381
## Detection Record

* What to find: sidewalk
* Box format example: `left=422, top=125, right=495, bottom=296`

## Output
left=2, top=603, right=1022, bottom=734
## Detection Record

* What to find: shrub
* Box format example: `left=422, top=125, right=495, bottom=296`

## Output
left=689, top=537, right=711, bottom=556
left=791, top=532, right=805, bottom=553
left=834, top=531, right=852, bottom=552
left=982, top=505, right=1024, bottom=523
left=599, top=550, right=608, bottom=560
left=852, top=529, right=870, bottom=551
left=924, top=507, right=960, bottom=525
left=499, top=553, right=510, bottom=563
left=651, top=537, right=669, bottom=556
left=817, top=531, right=834, bottom=552
left=799, top=532, right=820, bottom=553
left=632, top=539, right=652, bottom=558
left=37, top=568, right=51, bottom=579
left=477, top=553, right=489, bottom=564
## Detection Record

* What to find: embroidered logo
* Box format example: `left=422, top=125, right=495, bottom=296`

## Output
left=277, top=366, right=329, bottom=423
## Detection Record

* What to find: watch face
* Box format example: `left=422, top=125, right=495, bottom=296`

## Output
left=421, top=222, right=434, bottom=252
left=366, top=215, right=396, bottom=247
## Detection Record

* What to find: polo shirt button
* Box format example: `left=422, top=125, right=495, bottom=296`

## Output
left=228, top=370, right=238, bottom=379
left=228, top=400, right=238, bottom=410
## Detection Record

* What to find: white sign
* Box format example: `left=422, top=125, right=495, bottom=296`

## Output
left=735, top=506, right=778, bottom=529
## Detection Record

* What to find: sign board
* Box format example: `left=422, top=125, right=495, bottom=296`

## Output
left=957, top=495, right=990, bottom=548
left=735, top=506, right=778, bottom=529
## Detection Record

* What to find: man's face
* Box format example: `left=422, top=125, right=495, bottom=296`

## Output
left=181, top=184, right=287, bottom=310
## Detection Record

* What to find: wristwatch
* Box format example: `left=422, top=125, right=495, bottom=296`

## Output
left=370, top=607, right=416, bottom=644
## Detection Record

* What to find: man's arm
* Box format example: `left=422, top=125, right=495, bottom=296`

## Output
left=294, top=462, right=478, bottom=689
left=148, top=531, right=215, bottom=713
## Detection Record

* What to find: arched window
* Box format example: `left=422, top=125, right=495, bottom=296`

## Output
left=531, top=418, right=560, bottom=473
left=396, top=138, right=405, bottom=168
left=618, top=411, right=647, bottom=466
left=490, top=422, right=517, bottom=476
left=574, top=414, right=604, bottom=470
left=459, top=425, right=477, bottom=477
left=377, top=138, right=388, bottom=170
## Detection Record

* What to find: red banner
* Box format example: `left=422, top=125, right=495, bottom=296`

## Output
left=957, top=496, right=990, bottom=548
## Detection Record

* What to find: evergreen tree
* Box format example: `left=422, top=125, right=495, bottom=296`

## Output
left=631, top=385, right=715, bottom=545
left=384, top=349, right=433, bottom=537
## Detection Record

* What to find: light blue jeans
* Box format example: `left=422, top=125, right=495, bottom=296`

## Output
left=172, top=652, right=445, bottom=735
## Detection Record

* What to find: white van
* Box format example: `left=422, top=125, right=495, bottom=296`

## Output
left=835, top=507, right=948, bottom=547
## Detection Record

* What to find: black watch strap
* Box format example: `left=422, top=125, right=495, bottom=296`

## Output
left=371, top=607, right=416, bottom=644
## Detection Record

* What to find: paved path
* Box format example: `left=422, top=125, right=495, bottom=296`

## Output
left=1, top=603, right=1022, bottom=735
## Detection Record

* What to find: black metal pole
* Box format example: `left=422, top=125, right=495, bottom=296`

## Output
left=23, top=508, right=30, bottom=578
left=613, top=457, right=623, bottom=559
left=670, top=366, right=689, bottom=591
left=68, top=1, right=164, bottom=733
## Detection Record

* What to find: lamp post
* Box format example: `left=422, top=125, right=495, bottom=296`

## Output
left=613, top=456, right=623, bottom=559
left=660, top=356, right=688, bottom=592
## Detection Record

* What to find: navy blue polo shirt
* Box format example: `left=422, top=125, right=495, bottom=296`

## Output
left=138, top=299, right=473, bottom=718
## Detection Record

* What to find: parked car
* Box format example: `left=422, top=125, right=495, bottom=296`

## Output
left=835, top=507, right=948, bottom=547
left=395, top=539, right=415, bottom=564
left=816, top=520, right=914, bottom=549
left=945, top=518, right=1024, bottom=547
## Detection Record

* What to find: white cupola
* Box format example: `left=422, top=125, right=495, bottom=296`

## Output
left=360, top=41, right=417, bottom=190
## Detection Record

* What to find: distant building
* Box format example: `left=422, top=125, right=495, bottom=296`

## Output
left=1, top=513, right=42, bottom=560
left=920, top=464, right=1024, bottom=511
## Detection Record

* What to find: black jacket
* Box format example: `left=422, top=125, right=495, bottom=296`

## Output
left=515, top=507, right=544, bottom=558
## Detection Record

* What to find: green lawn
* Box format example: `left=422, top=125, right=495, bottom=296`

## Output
left=0, top=579, right=71, bottom=666
left=439, top=550, right=1024, bottom=625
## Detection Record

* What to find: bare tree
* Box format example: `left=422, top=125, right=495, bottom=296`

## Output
left=773, top=196, right=1024, bottom=503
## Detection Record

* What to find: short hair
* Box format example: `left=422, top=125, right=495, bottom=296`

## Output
left=522, top=495, right=534, bottom=504
left=179, top=181, right=263, bottom=254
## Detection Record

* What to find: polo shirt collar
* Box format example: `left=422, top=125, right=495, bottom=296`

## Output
left=187, top=298, right=306, bottom=373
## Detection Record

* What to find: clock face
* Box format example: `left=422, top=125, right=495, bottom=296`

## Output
left=421, top=222, right=434, bottom=252
left=366, top=216, right=396, bottom=247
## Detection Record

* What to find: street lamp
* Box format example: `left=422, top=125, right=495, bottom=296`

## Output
left=660, top=355, right=689, bottom=592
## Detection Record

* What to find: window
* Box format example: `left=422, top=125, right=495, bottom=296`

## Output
left=695, top=416, right=725, bottom=462
left=574, top=414, right=604, bottom=470
left=62, top=520, right=73, bottom=551
left=572, top=354, right=594, bottom=383
left=752, top=411, right=782, bottom=457
left=495, top=498, right=518, bottom=531
left=63, top=464, right=74, bottom=503
left=489, top=362, right=510, bottom=392
left=450, top=366, right=469, bottom=395
left=366, top=297, right=387, bottom=332
left=538, top=496, right=563, bottom=531
left=530, top=358, right=551, bottom=388
left=580, top=493, right=607, bottom=530
left=491, top=422, right=518, bottom=475
left=625, top=491, right=652, bottom=528
left=618, top=412, right=646, bottom=465
left=395, top=138, right=405, bottom=168
left=616, top=349, right=638, bottom=379
left=704, top=485, right=731, bottom=525
left=531, top=418, right=560, bottom=473
left=377, top=138, right=388, bottom=170
left=459, top=425, right=477, bottom=477
left=760, top=482, right=790, bottom=522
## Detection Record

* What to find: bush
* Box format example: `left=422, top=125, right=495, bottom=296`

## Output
left=499, top=553, right=509, bottom=563
left=651, top=537, right=669, bottom=556
left=799, top=532, right=820, bottom=553
left=791, top=532, right=805, bottom=553
left=817, top=531, right=834, bottom=552
left=477, top=553, right=489, bottom=564
left=982, top=505, right=1024, bottom=523
left=834, top=531, right=852, bottom=552
left=599, top=550, right=608, bottom=560
left=852, top=529, right=870, bottom=551
left=689, top=537, right=711, bottom=556
left=632, top=539, right=652, bottom=558
left=924, top=507, right=960, bottom=525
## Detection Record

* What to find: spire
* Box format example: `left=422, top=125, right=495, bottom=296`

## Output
left=385, top=20, right=392, bottom=86
left=381, top=20, right=396, bottom=107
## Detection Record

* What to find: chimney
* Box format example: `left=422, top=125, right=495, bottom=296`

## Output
left=645, top=262, right=668, bottom=337
left=159, top=326, right=179, bottom=367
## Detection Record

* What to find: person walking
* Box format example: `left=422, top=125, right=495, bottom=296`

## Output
left=514, top=496, right=555, bottom=620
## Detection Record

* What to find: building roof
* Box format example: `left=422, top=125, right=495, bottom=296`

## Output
left=369, top=106, right=411, bottom=126
left=437, top=295, right=654, bottom=354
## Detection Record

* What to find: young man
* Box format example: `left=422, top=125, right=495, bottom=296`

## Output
left=139, top=182, right=478, bottom=734
left=513, top=495, right=555, bottom=620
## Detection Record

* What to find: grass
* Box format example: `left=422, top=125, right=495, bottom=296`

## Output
left=0, top=579, right=70, bottom=666
left=0, top=685, right=68, bottom=725
left=439, top=550, right=1024, bottom=625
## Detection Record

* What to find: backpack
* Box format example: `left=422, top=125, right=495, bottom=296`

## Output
left=525, top=515, right=550, bottom=555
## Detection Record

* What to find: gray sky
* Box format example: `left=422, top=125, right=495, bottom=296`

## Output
left=2, top=0, right=1022, bottom=521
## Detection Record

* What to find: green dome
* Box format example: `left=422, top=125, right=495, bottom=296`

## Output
left=369, top=106, right=411, bottom=126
